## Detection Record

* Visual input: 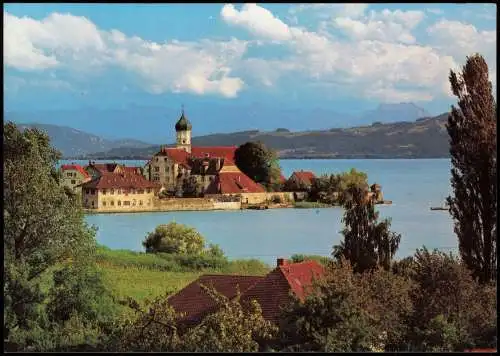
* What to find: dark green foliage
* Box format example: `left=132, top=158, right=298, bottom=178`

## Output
left=280, top=260, right=414, bottom=352
left=333, top=185, right=401, bottom=273
left=447, top=54, right=497, bottom=284
left=402, top=248, right=497, bottom=351
left=117, top=286, right=277, bottom=352
left=308, top=169, right=368, bottom=204
left=234, top=141, right=282, bottom=187
left=289, top=254, right=331, bottom=266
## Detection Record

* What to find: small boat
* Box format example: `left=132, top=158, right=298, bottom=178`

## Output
left=430, top=205, right=449, bottom=211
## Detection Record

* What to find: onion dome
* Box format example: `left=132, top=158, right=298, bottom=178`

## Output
left=175, top=109, right=192, bottom=131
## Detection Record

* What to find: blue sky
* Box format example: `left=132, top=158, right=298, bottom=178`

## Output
left=3, top=3, right=497, bottom=138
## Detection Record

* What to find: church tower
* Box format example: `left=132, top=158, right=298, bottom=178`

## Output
left=175, top=106, right=192, bottom=153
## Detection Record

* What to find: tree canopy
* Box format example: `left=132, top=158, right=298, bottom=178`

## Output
left=447, top=53, right=497, bottom=284
left=234, top=141, right=282, bottom=188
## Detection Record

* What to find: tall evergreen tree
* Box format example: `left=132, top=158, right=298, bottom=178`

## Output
left=333, top=185, right=401, bottom=273
left=447, top=54, right=497, bottom=284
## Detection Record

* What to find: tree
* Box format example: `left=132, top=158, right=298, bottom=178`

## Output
left=279, top=260, right=413, bottom=352
left=403, top=248, right=497, bottom=351
left=447, top=54, right=497, bottom=284
left=3, top=122, right=97, bottom=340
left=182, top=175, right=199, bottom=197
left=333, top=185, right=401, bottom=273
left=234, top=141, right=282, bottom=187
left=142, top=222, right=206, bottom=255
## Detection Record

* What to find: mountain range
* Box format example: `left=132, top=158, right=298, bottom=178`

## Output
left=6, top=102, right=432, bottom=144
left=10, top=111, right=451, bottom=159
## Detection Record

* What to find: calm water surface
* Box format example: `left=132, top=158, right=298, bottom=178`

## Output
left=61, top=159, right=456, bottom=265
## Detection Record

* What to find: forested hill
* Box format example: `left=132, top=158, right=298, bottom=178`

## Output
left=81, top=112, right=450, bottom=160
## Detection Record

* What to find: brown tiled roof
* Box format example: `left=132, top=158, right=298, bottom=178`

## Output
left=290, top=171, right=316, bottom=186
left=90, top=163, right=121, bottom=174
left=123, top=166, right=143, bottom=175
left=61, top=164, right=90, bottom=179
left=81, top=172, right=157, bottom=189
left=168, top=260, right=325, bottom=326
left=204, top=172, right=266, bottom=194
left=240, top=260, right=324, bottom=324
left=168, top=275, right=264, bottom=325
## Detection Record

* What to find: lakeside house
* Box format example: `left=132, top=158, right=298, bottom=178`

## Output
left=80, top=171, right=159, bottom=211
left=60, top=164, right=91, bottom=192
left=86, top=162, right=143, bottom=180
left=168, top=258, right=324, bottom=326
left=286, top=170, right=317, bottom=200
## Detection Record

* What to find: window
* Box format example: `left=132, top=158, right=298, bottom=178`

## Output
left=201, top=176, right=205, bottom=182
left=66, top=172, right=73, bottom=177
left=111, top=200, right=115, bottom=206
left=91, top=201, right=94, bottom=207
left=102, top=189, right=107, bottom=195
left=71, top=179, right=76, bottom=184
left=154, top=166, right=160, bottom=172
left=165, top=166, right=169, bottom=172
left=164, top=157, right=168, bottom=162
left=118, top=201, right=121, bottom=206
left=139, top=200, right=143, bottom=206
left=117, top=189, right=121, bottom=194
left=123, top=201, right=130, bottom=206
left=138, top=189, right=144, bottom=194
left=146, top=188, right=151, bottom=193
left=111, top=189, right=115, bottom=195
left=91, top=189, right=95, bottom=195
left=103, top=201, right=106, bottom=206
left=156, top=157, right=159, bottom=162
left=153, top=175, right=160, bottom=181
left=132, top=199, right=136, bottom=206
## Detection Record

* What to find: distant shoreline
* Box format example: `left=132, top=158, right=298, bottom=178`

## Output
left=63, top=155, right=450, bottom=161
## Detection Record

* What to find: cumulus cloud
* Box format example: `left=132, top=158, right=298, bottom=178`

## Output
left=4, top=12, right=246, bottom=98
left=333, top=9, right=425, bottom=44
left=291, top=4, right=369, bottom=19
left=221, top=4, right=292, bottom=41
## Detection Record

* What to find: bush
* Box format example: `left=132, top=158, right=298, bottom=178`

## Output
left=143, top=222, right=205, bottom=255
left=270, top=194, right=283, bottom=204
left=290, top=254, right=331, bottom=266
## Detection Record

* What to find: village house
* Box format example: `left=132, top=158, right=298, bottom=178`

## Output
left=80, top=171, right=158, bottom=211
left=168, top=258, right=324, bottom=327
left=60, top=164, right=91, bottom=192
left=286, top=170, right=317, bottom=200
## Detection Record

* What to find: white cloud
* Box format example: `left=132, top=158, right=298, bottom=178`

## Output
left=4, top=12, right=247, bottom=98
left=291, top=4, right=369, bottom=19
left=333, top=9, right=425, bottom=44
left=221, top=4, right=292, bottom=41
left=426, top=8, right=444, bottom=15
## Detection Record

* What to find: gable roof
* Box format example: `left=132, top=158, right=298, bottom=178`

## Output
left=290, top=171, right=316, bottom=186
left=81, top=172, right=158, bottom=190
left=168, top=259, right=325, bottom=326
left=240, top=260, right=324, bottom=323
left=205, top=171, right=266, bottom=194
left=89, top=163, right=122, bottom=174
left=61, top=164, right=90, bottom=179
left=168, top=274, right=265, bottom=325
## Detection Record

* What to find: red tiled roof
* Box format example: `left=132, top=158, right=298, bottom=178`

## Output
left=205, top=171, right=266, bottom=194
left=192, top=146, right=236, bottom=164
left=61, top=164, right=90, bottom=179
left=81, top=171, right=157, bottom=190
left=240, top=260, right=324, bottom=324
left=278, top=260, right=325, bottom=300
left=291, top=171, right=316, bottom=185
left=161, top=148, right=191, bottom=167
left=168, top=275, right=265, bottom=325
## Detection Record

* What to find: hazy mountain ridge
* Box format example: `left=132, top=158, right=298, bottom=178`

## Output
left=79, top=112, right=450, bottom=160
left=15, top=122, right=154, bottom=158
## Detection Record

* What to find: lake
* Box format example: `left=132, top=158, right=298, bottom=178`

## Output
left=60, top=159, right=456, bottom=265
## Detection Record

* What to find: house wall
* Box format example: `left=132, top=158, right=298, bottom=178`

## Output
left=61, top=169, right=90, bottom=192
left=82, top=187, right=156, bottom=211
left=149, top=155, right=178, bottom=190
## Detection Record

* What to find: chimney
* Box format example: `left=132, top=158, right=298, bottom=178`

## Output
left=277, top=258, right=288, bottom=267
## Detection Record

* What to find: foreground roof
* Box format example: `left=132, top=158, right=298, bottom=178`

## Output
left=168, top=259, right=325, bottom=325
left=168, top=274, right=265, bottom=325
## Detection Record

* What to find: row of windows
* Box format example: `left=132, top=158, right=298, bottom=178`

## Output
left=85, top=188, right=152, bottom=195
left=101, top=199, right=151, bottom=207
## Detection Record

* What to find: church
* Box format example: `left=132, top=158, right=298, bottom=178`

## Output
left=143, top=109, right=266, bottom=197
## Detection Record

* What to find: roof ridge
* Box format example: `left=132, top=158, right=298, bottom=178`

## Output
left=198, top=273, right=265, bottom=278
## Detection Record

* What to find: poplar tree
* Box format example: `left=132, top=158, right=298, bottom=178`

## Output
left=447, top=53, right=497, bottom=284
